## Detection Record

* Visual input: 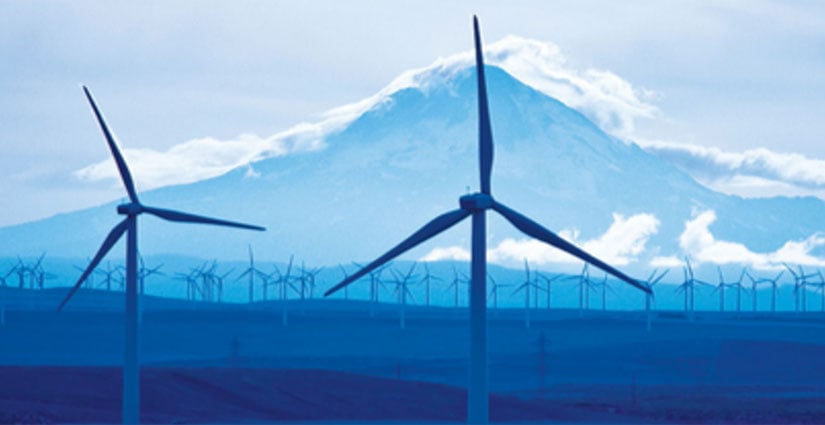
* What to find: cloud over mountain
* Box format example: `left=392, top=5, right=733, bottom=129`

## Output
left=74, top=36, right=658, bottom=192
left=641, top=140, right=825, bottom=200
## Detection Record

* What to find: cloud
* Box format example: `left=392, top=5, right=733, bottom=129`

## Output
left=74, top=126, right=325, bottom=191
left=75, top=36, right=658, bottom=191
left=419, top=246, right=471, bottom=262
left=486, top=37, right=659, bottom=137
left=676, top=210, right=825, bottom=270
left=420, top=212, right=660, bottom=267
left=649, top=256, right=684, bottom=268
left=640, top=140, right=825, bottom=199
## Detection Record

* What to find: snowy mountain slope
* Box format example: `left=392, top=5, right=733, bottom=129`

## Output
left=2, top=64, right=824, bottom=277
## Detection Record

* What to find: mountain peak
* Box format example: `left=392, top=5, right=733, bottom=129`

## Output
left=327, top=35, right=657, bottom=141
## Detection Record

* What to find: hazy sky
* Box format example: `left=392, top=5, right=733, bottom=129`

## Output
left=2, top=1, right=824, bottom=226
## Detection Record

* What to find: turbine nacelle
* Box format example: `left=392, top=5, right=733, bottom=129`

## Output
left=117, top=202, right=144, bottom=216
left=460, top=193, right=494, bottom=212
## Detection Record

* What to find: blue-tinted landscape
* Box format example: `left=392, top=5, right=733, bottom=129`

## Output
left=3, top=2, right=825, bottom=424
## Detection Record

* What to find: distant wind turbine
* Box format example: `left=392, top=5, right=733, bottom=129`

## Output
left=420, top=263, right=441, bottom=307
left=575, top=263, right=597, bottom=315
left=57, top=86, right=265, bottom=425
left=536, top=272, right=566, bottom=310
left=784, top=263, right=817, bottom=313
left=643, top=269, right=668, bottom=332
left=447, top=265, right=470, bottom=309
left=237, top=244, right=266, bottom=303
left=745, top=270, right=783, bottom=312
left=323, top=16, right=648, bottom=424
left=675, top=256, right=711, bottom=320
left=352, top=261, right=391, bottom=315
left=391, top=263, right=418, bottom=329
left=487, top=272, right=510, bottom=311
left=512, top=259, right=540, bottom=328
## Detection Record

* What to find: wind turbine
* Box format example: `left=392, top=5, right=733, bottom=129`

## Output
left=323, top=16, right=649, bottom=423
left=213, top=268, right=233, bottom=303
left=575, top=263, right=597, bottom=315
left=675, top=257, right=711, bottom=320
left=352, top=261, right=391, bottom=315
left=596, top=273, right=612, bottom=311
left=784, top=263, right=818, bottom=313
left=57, top=86, right=265, bottom=424
left=643, top=269, right=668, bottom=332
left=273, top=255, right=296, bottom=325
left=338, top=265, right=352, bottom=301
left=419, top=263, right=441, bottom=307
left=175, top=270, right=198, bottom=301
left=804, top=269, right=825, bottom=312
left=95, top=261, right=123, bottom=291
left=391, top=263, right=418, bottom=329
left=712, top=267, right=746, bottom=313
left=447, top=265, right=470, bottom=309
left=746, top=270, right=783, bottom=313
left=487, top=272, right=510, bottom=310
left=237, top=244, right=266, bottom=303
left=305, top=266, right=323, bottom=299
left=137, top=254, right=163, bottom=295
left=0, top=267, right=12, bottom=287
left=733, top=268, right=747, bottom=313
left=713, top=267, right=730, bottom=312
left=536, top=272, right=567, bottom=310
left=27, top=253, right=47, bottom=289
left=512, top=259, right=540, bottom=328
left=0, top=266, right=12, bottom=326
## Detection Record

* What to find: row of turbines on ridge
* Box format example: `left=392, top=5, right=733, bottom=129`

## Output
left=5, top=251, right=825, bottom=317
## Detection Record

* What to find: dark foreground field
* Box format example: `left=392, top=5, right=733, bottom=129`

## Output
left=4, top=288, right=825, bottom=423
left=3, top=366, right=825, bottom=424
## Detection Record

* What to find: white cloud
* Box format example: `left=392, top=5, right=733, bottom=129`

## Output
left=640, top=139, right=825, bottom=199
left=75, top=36, right=658, bottom=191
left=486, top=38, right=659, bottom=137
left=677, top=210, right=825, bottom=270
left=419, top=246, right=470, bottom=262
left=75, top=126, right=324, bottom=191
left=649, top=256, right=684, bottom=268
left=421, top=212, right=660, bottom=267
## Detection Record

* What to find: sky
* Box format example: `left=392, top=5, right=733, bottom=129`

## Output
left=2, top=0, right=825, bottom=227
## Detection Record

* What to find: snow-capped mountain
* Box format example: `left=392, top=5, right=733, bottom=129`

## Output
left=3, top=44, right=825, bottom=277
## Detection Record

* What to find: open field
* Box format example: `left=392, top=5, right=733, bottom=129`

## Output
left=2, top=287, right=825, bottom=423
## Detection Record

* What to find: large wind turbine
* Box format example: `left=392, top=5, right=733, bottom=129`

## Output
left=57, top=86, right=265, bottom=424
left=323, top=16, right=649, bottom=423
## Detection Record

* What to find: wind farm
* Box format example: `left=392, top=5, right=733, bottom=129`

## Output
left=3, top=9, right=825, bottom=425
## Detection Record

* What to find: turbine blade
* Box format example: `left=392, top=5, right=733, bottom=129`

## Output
left=652, top=269, right=669, bottom=285
left=82, top=86, right=139, bottom=203
left=58, top=219, right=128, bottom=311
left=473, top=16, right=493, bottom=195
left=324, top=208, right=470, bottom=296
left=492, top=200, right=649, bottom=294
left=143, top=206, right=265, bottom=231
left=31, top=252, right=46, bottom=270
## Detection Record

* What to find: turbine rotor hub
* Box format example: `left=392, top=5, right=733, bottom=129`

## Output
left=459, top=193, right=493, bottom=212
left=117, top=202, right=143, bottom=216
